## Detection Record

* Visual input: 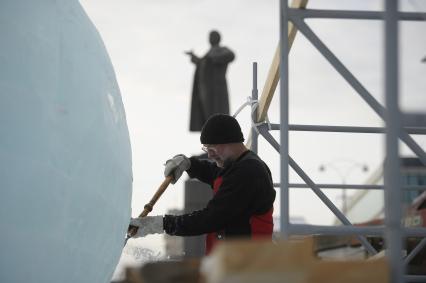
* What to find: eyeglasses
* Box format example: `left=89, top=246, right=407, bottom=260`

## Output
left=201, top=144, right=218, bottom=153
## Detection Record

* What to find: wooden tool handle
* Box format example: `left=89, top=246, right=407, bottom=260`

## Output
left=127, top=175, right=174, bottom=238
left=138, top=175, right=173, bottom=218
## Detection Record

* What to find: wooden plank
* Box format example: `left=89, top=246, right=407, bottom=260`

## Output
left=201, top=238, right=389, bottom=283
left=257, top=0, right=308, bottom=122
left=246, top=0, right=308, bottom=148
left=124, top=260, right=201, bottom=283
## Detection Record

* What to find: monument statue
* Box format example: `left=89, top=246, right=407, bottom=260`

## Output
left=186, top=30, right=235, bottom=131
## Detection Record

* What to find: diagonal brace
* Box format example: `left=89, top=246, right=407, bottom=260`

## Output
left=258, top=124, right=377, bottom=255
left=290, top=15, right=426, bottom=166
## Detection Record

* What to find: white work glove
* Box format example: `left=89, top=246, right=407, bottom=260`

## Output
left=164, top=154, right=191, bottom=184
left=129, top=216, right=164, bottom=238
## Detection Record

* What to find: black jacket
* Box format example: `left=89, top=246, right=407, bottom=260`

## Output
left=163, top=150, right=276, bottom=238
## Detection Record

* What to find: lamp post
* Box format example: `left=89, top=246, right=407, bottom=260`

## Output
left=319, top=160, right=369, bottom=214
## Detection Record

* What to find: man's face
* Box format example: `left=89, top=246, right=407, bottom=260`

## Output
left=202, top=144, right=226, bottom=167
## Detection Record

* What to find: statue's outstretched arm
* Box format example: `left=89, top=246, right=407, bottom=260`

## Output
left=185, top=50, right=200, bottom=64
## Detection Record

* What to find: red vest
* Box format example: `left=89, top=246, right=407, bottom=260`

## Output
left=205, top=176, right=274, bottom=255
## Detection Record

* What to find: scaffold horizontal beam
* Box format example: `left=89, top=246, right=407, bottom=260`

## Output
left=289, top=8, right=426, bottom=21
left=289, top=224, right=426, bottom=237
left=264, top=123, right=426, bottom=135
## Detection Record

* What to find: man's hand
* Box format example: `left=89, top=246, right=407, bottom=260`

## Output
left=129, top=216, right=163, bottom=238
left=164, top=154, right=190, bottom=184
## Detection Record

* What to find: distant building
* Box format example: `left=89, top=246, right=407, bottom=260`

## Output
left=329, top=157, right=426, bottom=272
left=342, top=157, right=426, bottom=225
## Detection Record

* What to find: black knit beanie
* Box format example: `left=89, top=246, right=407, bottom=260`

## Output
left=200, top=114, right=244, bottom=144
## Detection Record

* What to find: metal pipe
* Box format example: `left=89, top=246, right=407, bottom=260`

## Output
left=384, top=0, right=404, bottom=281
left=285, top=183, right=426, bottom=191
left=289, top=225, right=426, bottom=237
left=290, top=17, right=426, bottom=166
left=251, top=62, right=258, bottom=153
left=404, top=237, right=426, bottom=265
left=404, top=227, right=426, bottom=237
left=258, top=127, right=377, bottom=254
left=288, top=183, right=384, bottom=190
left=289, top=8, right=426, bottom=21
left=279, top=0, right=290, bottom=239
left=289, top=224, right=384, bottom=236
left=288, top=17, right=384, bottom=119
left=266, top=123, right=426, bottom=135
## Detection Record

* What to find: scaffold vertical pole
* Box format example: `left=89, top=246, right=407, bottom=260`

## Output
left=280, top=0, right=290, bottom=239
left=251, top=62, right=258, bottom=154
left=384, top=0, right=404, bottom=282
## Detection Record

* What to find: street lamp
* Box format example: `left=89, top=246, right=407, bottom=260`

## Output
left=319, top=160, right=369, bottom=214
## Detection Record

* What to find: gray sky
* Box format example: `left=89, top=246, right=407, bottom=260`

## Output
left=78, top=0, right=426, bottom=274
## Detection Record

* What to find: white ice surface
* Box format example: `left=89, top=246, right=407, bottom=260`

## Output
left=112, top=242, right=164, bottom=281
left=0, top=1, right=132, bottom=282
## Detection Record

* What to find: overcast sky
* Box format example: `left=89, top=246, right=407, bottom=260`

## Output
left=78, top=0, right=425, bottom=278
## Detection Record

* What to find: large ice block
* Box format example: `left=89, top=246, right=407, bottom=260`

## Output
left=0, top=1, right=133, bottom=282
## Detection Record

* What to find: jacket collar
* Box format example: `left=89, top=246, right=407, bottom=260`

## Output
left=222, top=150, right=251, bottom=170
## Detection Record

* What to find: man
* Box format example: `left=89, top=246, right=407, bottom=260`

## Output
left=130, top=114, right=275, bottom=254
left=186, top=30, right=235, bottom=132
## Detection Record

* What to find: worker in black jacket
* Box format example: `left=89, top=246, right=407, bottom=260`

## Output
left=130, top=114, right=276, bottom=254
